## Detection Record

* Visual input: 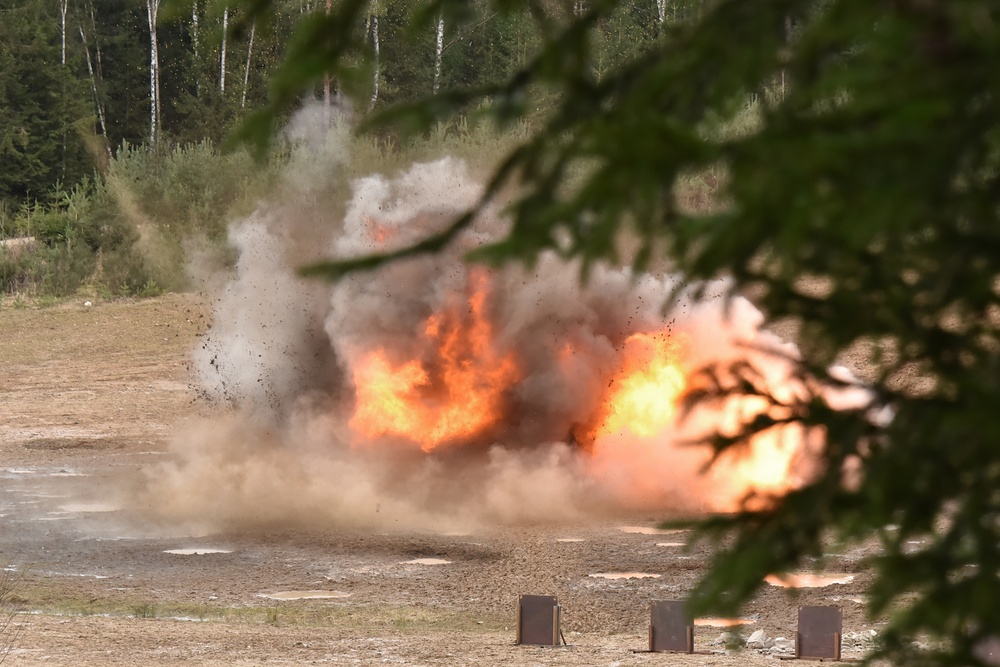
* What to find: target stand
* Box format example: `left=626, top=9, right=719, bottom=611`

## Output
left=641, top=600, right=713, bottom=654
left=777, top=605, right=857, bottom=662
left=515, top=595, right=563, bottom=647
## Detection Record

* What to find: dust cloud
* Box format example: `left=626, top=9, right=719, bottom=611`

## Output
left=141, top=110, right=860, bottom=533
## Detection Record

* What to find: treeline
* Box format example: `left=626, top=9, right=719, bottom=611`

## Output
left=1, top=0, right=707, bottom=206
left=0, top=0, right=705, bottom=299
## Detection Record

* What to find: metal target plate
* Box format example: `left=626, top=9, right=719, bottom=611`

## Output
left=650, top=600, right=694, bottom=653
left=797, top=605, right=843, bottom=660
left=517, top=595, right=560, bottom=646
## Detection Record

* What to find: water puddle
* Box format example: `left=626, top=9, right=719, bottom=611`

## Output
left=694, top=618, right=755, bottom=627
left=164, top=548, right=233, bottom=555
left=261, top=591, right=351, bottom=600
left=656, top=542, right=685, bottom=547
left=618, top=526, right=684, bottom=535
left=827, top=596, right=865, bottom=604
left=556, top=538, right=585, bottom=543
left=588, top=572, right=661, bottom=580
left=401, top=558, right=451, bottom=565
left=765, top=573, right=855, bottom=588
left=59, top=502, right=119, bottom=513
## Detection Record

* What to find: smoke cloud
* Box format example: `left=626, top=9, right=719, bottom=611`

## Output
left=141, top=112, right=847, bottom=532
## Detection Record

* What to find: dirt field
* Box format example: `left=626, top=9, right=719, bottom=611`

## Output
left=0, top=294, right=881, bottom=666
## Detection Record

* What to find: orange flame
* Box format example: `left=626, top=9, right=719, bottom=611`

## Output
left=593, top=332, right=688, bottom=439
left=349, top=270, right=518, bottom=451
left=365, top=216, right=394, bottom=246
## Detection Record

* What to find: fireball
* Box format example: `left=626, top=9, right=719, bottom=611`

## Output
left=349, top=269, right=518, bottom=451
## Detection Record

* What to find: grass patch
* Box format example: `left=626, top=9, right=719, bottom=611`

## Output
left=13, top=579, right=503, bottom=633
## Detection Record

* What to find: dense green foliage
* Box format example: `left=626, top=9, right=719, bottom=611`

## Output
left=0, top=140, right=279, bottom=298
left=234, top=0, right=1000, bottom=665
left=0, top=0, right=694, bottom=298
left=0, top=0, right=689, bottom=210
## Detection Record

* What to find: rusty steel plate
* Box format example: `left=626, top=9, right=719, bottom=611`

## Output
left=797, top=605, right=843, bottom=659
left=650, top=600, right=694, bottom=653
left=517, top=595, right=560, bottom=646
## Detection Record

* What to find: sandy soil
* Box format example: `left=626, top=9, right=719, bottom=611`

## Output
left=0, top=294, right=881, bottom=666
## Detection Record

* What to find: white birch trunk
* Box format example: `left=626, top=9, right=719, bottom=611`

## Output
left=79, top=23, right=110, bottom=156
left=147, top=0, right=161, bottom=146
left=240, top=22, right=256, bottom=108
left=323, top=0, right=332, bottom=122
left=220, top=6, right=228, bottom=93
left=655, top=0, right=665, bottom=25
left=192, top=1, right=201, bottom=97
left=433, top=13, right=444, bottom=94
left=60, top=0, right=69, bottom=65
left=368, top=11, right=379, bottom=111
left=88, top=1, right=104, bottom=80
left=781, top=15, right=792, bottom=96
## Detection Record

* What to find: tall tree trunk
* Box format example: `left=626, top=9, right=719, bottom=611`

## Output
left=87, top=0, right=104, bottom=81
left=780, top=14, right=792, bottom=96
left=368, top=8, right=379, bottom=111
left=78, top=23, right=110, bottom=157
left=433, top=13, right=443, bottom=94
left=240, top=22, right=255, bottom=108
left=147, top=0, right=161, bottom=146
left=59, top=0, right=70, bottom=178
left=60, top=0, right=69, bottom=64
left=192, top=1, right=201, bottom=97
left=323, top=0, right=332, bottom=123
left=220, top=5, right=228, bottom=93
left=655, top=0, right=665, bottom=25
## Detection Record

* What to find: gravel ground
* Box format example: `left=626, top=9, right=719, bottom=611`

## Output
left=0, top=294, right=882, bottom=666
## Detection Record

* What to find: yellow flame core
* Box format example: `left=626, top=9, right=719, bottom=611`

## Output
left=595, top=332, right=687, bottom=438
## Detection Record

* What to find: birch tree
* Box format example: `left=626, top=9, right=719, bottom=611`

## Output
left=323, top=0, right=332, bottom=120
left=146, top=0, right=161, bottom=146
left=220, top=5, right=229, bottom=93
left=368, top=3, right=379, bottom=111
left=240, top=21, right=256, bottom=108
left=78, top=22, right=109, bottom=156
left=432, top=12, right=443, bottom=94
left=192, top=1, right=201, bottom=97
left=59, top=0, right=69, bottom=64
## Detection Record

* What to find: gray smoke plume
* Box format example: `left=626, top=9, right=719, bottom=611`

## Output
left=142, top=114, right=856, bottom=532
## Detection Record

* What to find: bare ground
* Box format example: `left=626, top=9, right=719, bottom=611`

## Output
left=0, top=294, right=881, bottom=666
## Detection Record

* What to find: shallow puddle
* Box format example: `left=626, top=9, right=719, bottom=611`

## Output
left=694, top=618, right=755, bottom=627
left=765, top=572, right=854, bottom=588
left=556, top=538, right=585, bottom=543
left=618, top=526, right=683, bottom=535
left=401, top=558, right=451, bottom=565
left=261, top=590, right=351, bottom=600
left=827, top=595, right=865, bottom=604
left=164, top=548, right=233, bottom=555
left=59, top=502, right=119, bottom=513
left=588, top=572, right=661, bottom=580
left=656, top=542, right=685, bottom=547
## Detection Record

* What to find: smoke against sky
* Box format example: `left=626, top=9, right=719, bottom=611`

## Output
left=142, top=118, right=845, bottom=532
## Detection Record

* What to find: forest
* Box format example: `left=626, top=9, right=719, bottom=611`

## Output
left=0, top=0, right=705, bottom=298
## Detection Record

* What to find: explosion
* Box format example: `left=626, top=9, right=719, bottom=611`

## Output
left=349, top=269, right=519, bottom=451
left=590, top=332, right=687, bottom=441
left=152, top=142, right=837, bottom=531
